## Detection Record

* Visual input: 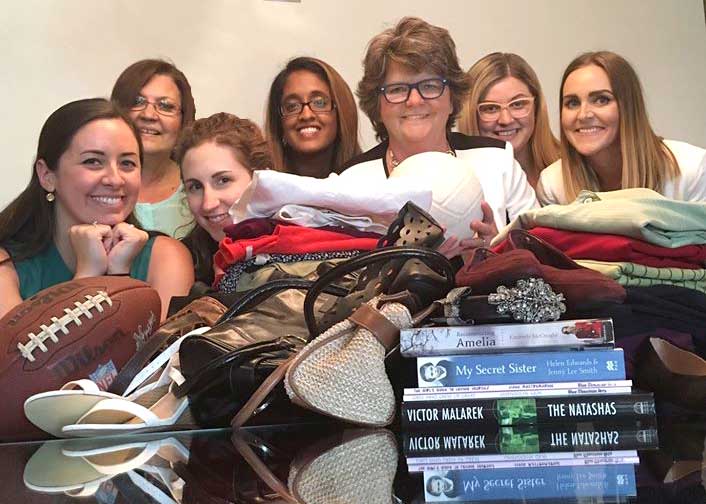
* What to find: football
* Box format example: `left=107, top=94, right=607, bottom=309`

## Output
left=390, top=151, right=484, bottom=241
left=0, top=276, right=161, bottom=441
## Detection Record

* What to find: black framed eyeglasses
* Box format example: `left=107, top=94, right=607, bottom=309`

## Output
left=280, top=96, right=335, bottom=117
left=130, top=96, right=181, bottom=116
left=378, top=78, right=449, bottom=104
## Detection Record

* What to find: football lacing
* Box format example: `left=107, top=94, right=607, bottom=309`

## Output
left=17, top=291, right=113, bottom=362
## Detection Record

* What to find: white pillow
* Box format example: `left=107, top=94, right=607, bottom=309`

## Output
left=390, top=151, right=484, bottom=240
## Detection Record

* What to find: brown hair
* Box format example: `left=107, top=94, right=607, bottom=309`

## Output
left=265, top=56, right=361, bottom=175
left=357, top=16, right=470, bottom=140
left=558, top=51, right=679, bottom=202
left=111, top=59, right=196, bottom=129
left=0, top=98, right=143, bottom=262
left=176, top=112, right=271, bottom=285
left=458, top=52, right=559, bottom=183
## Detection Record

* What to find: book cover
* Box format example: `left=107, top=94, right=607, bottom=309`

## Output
left=403, top=422, right=658, bottom=457
left=401, top=393, right=655, bottom=428
left=403, top=385, right=632, bottom=402
left=417, top=349, right=625, bottom=387
left=401, top=318, right=614, bottom=357
left=408, top=452, right=639, bottom=472
left=423, top=464, right=637, bottom=501
left=405, top=379, right=632, bottom=395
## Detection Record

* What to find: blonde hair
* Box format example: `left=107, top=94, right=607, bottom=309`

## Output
left=357, top=16, right=470, bottom=141
left=458, top=52, right=559, bottom=183
left=559, top=51, right=679, bottom=202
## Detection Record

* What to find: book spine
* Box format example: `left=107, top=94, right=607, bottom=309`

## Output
left=401, top=318, right=614, bottom=357
left=423, top=464, right=636, bottom=501
left=408, top=453, right=639, bottom=472
left=403, top=386, right=632, bottom=402
left=403, top=425, right=658, bottom=457
left=405, top=380, right=632, bottom=395
left=416, top=349, right=625, bottom=387
left=401, top=393, right=655, bottom=429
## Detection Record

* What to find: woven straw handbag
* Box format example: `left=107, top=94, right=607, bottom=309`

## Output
left=231, top=429, right=398, bottom=504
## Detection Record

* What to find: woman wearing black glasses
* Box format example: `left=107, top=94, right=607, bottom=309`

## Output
left=111, top=59, right=196, bottom=237
left=341, top=17, right=538, bottom=252
left=264, top=56, right=361, bottom=178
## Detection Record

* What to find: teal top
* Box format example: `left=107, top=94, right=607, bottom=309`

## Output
left=134, top=184, right=193, bottom=239
left=14, top=237, right=157, bottom=300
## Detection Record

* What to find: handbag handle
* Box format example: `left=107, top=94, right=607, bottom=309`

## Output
left=215, top=278, right=349, bottom=325
left=303, top=246, right=456, bottom=339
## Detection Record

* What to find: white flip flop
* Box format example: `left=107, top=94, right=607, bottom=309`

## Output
left=24, top=327, right=209, bottom=437
left=62, top=366, right=191, bottom=437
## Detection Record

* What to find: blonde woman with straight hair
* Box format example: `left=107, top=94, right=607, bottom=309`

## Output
left=538, top=50, right=706, bottom=204
left=459, top=52, right=559, bottom=188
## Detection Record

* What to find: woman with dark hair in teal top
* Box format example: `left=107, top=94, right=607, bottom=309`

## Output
left=0, top=98, right=194, bottom=320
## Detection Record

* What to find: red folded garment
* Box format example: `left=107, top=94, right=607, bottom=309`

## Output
left=214, top=223, right=379, bottom=273
left=494, top=227, right=706, bottom=269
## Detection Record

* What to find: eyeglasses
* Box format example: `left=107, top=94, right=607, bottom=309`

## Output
left=477, top=96, right=535, bottom=121
left=130, top=96, right=182, bottom=117
left=280, top=96, right=335, bottom=117
left=378, top=78, right=448, bottom=104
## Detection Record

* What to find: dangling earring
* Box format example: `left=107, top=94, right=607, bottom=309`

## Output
left=45, top=191, right=55, bottom=202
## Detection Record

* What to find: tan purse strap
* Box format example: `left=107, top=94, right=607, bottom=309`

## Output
left=231, top=434, right=301, bottom=504
left=348, top=303, right=399, bottom=350
left=231, top=354, right=295, bottom=428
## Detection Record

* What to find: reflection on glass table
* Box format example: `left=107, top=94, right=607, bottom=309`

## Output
left=1, top=416, right=705, bottom=503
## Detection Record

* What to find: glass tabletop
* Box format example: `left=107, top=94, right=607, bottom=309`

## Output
left=2, top=409, right=704, bottom=504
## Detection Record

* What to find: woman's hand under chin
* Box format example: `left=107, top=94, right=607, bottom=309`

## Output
left=70, top=223, right=113, bottom=278
left=106, top=222, right=149, bottom=274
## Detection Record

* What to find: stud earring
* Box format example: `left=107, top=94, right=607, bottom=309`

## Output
left=45, top=192, right=55, bottom=202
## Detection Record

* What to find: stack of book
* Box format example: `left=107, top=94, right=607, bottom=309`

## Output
left=398, top=318, right=659, bottom=502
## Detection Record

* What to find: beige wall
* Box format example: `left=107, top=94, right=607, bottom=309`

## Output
left=2, top=0, right=705, bottom=207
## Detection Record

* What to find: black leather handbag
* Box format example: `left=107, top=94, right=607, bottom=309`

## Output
left=174, top=279, right=347, bottom=427
left=175, top=202, right=453, bottom=428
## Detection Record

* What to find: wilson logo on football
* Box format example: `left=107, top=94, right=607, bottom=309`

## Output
left=16, top=291, right=113, bottom=362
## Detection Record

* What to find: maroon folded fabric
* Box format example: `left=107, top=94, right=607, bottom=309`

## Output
left=494, top=227, right=706, bottom=269
left=456, top=249, right=626, bottom=310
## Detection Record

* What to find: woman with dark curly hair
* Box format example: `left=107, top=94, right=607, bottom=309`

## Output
left=341, top=17, right=537, bottom=255
left=175, top=112, right=271, bottom=284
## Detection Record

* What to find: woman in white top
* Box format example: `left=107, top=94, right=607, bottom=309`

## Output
left=537, top=51, right=706, bottom=205
left=341, top=17, right=537, bottom=252
left=111, top=59, right=196, bottom=237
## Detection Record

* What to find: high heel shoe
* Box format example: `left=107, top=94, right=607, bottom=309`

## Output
left=635, top=337, right=706, bottom=411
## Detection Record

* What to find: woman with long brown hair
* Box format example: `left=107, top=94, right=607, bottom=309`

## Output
left=264, top=56, right=361, bottom=178
left=0, top=99, right=194, bottom=320
left=538, top=51, right=706, bottom=204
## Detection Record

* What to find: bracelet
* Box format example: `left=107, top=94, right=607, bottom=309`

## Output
left=108, top=273, right=130, bottom=277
